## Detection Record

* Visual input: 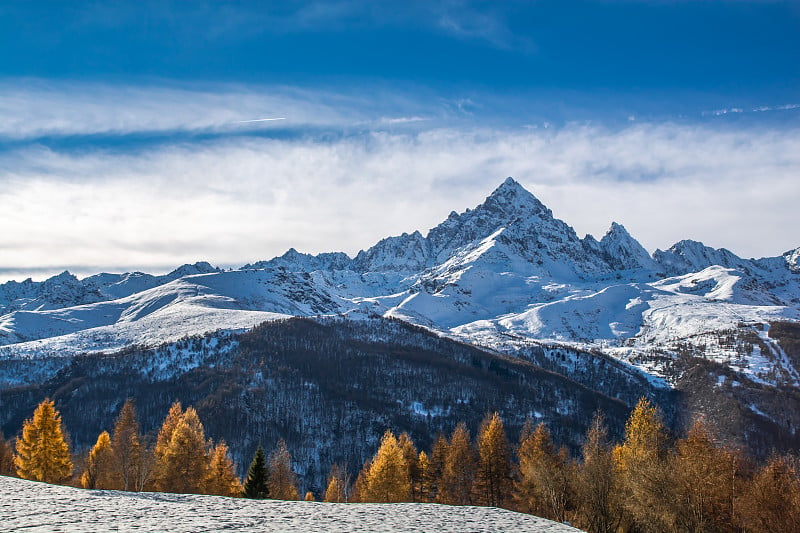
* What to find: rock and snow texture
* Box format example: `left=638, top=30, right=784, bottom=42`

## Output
left=0, top=476, right=580, bottom=533
left=1, top=177, right=799, bottom=388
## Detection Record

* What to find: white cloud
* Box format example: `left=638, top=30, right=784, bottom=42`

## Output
left=1, top=119, right=798, bottom=281
left=0, top=81, right=372, bottom=139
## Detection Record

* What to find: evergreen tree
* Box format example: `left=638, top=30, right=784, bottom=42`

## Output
left=323, top=464, right=348, bottom=503
left=365, top=430, right=411, bottom=503
left=157, top=407, right=208, bottom=494
left=14, top=398, right=73, bottom=484
left=515, top=421, right=572, bottom=522
left=574, top=413, right=622, bottom=533
left=111, top=399, right=142, bottom=491
left=204, top=440, right=243, bottom=497
left=81, top=431, right=115, bottom=489
left=474, top=412, right=513, bottom=508
left=438, top=423, right=477, bottom=505
left=268, top=439, right=299, bottom=500
left=613, top=397, right=672, bottom=533
left=242, top=445, right=269, bottom=499
left=0, top=431, right=15, bottom=476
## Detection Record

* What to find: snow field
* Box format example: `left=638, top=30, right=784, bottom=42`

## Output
left=0, top=476, right=580, bottom=533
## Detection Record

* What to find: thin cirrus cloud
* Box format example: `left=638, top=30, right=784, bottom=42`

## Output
left=0, top=81, right=372, bottom=140
left=1, top=103, right=798, bottom=282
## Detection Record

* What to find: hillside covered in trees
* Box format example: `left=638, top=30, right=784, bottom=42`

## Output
left=3, top=395, right=799, bottom=533
left=0, top=317, right=635, bottom=491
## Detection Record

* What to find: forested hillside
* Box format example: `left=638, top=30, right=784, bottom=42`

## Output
left=0, top=317, right=632, bottom=492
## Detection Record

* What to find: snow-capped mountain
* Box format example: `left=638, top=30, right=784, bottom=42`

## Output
left=2, top=177, right=799, bottom=392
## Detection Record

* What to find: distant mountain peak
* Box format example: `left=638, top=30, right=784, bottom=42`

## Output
left=784, top=247, right=800, bottom=273
left=166, top=261, right=220, bottom=279
left=599, top=222, right=657, bottom=272
left=483, top=177, right=550, bottom=218
left=604, top=221, right=628, bottom=236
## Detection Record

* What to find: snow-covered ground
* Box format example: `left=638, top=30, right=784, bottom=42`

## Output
left=0, top=476, right=580, bottom=533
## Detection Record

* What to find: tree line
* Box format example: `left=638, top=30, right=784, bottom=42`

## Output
left=1, top=397, right=799, bottom=533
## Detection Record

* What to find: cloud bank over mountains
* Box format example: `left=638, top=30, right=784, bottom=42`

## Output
left=0, top=83, right=798, bottom=282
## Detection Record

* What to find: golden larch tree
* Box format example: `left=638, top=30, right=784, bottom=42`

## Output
left=268, top=439, right=299, bottom=500
left=514, top=421, right=572, bottom=522
left=425, top=433, right=448, bottom=502
left=0, top=431, right=15, bottom=476
left=152, top=401, right=184, bottom=491
left=612, top=397, right=673, bottom=533
left=111, top=399, right=143, bottom=491
left=365, top=430, right=411, bottom=503
left=323, top=463, right=348, bottom=503
left=204, top=440, right=243, bottom=497
left=574, top=413, right=622, bottom=533
left=417, top=450, right=431, bottom=502
left=438, top=423, right=477, bottom=505
left=350, top=459, right=371, bottom=503
left=737, top=455, right=800, bottom=533
left=672, top=419, right=742, bottom=532
left=14, top=398, right=73, bottom=484
left=397, top=432, right=420, bottom=501
left=474, top=412, right=513, bottom=508
left=81, top=430, right=115, bottom=489
left=157, top=406, right=208, bottom=494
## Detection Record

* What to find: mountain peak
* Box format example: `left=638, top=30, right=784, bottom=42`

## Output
left=489, top=176, right=533, bottom=200
left=605, top=221, right=628, bottom=236
left=483, top=177, right=550, bottom=218
left=599, top=222, right=657, bottom=272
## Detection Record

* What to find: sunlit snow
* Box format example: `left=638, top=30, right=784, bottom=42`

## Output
left=0, top=476, right=580, bottom=533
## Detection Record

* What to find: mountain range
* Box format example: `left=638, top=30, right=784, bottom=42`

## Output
left=1, top=177, right=799, bottom=480
left=3, top=177, right=798, bottom=385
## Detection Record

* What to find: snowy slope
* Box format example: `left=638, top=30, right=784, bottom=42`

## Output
left=1, top=178, right=799, bottom=390
left=0, top=476, right=580, bottom=533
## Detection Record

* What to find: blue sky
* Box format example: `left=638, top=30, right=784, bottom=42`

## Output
left=0, top=1, right=798, bottom=280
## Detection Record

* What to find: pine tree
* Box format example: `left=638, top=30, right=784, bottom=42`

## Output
left=0, top=431, right=15, bottom=476
left=268, top=439, right=299, bottom=500
left=574, top=413, right=622, bottom=533
left=204, top=440, right=243, bottom=497
left=14, top=398, right=73, bottom=484
left=323, top=463, right=348, bottom=503
left=111, top=399, right=142, bottom=491
left=515, top=421, right=572, bottom=522
left=242, top=445, right=269, bottom=499
left=613, top=397, right=673, bottom=533
left=365, top=430, right=411, bottom=503
left=474, top=412, right=513, bottom=508
left=438, top=423, right=477, bottom=505
left=81, top=431, right=115, bottom=489
left=157, top=407, right=208, bottom=494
